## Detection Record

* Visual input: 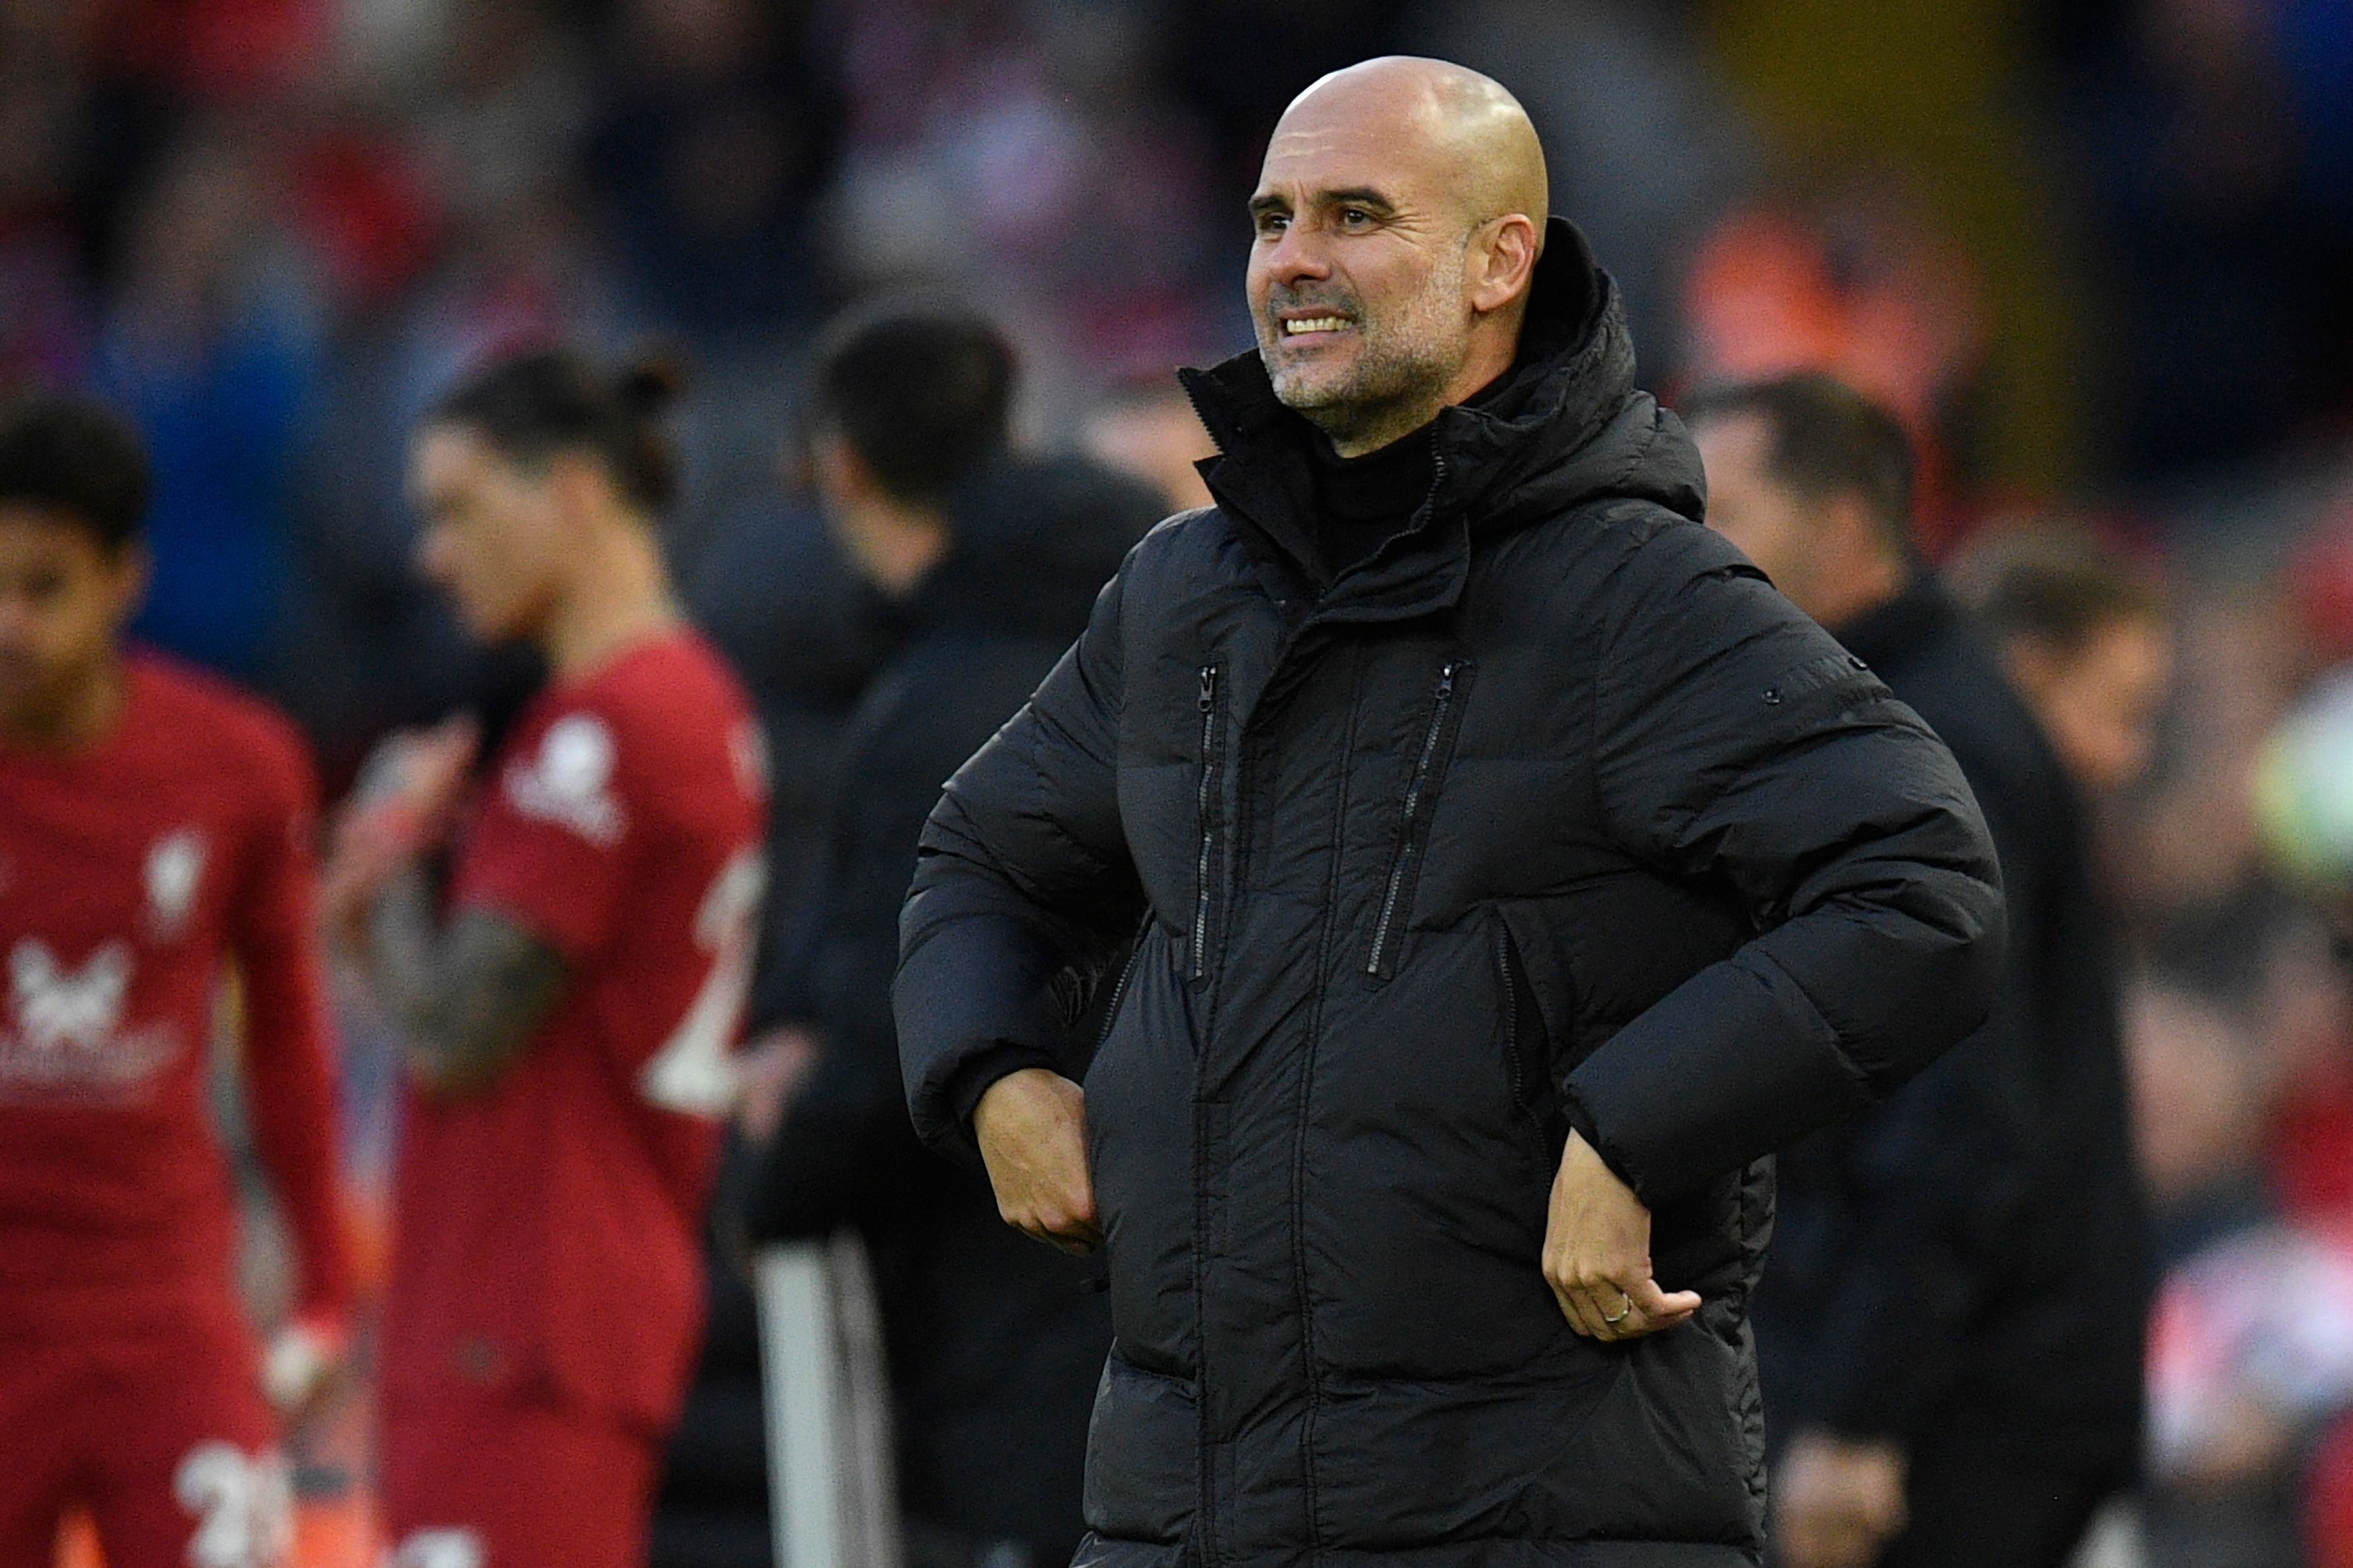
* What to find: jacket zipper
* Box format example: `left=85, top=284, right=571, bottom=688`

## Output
left=1191, top=664, right=1222, bottom=981
left=1096, top=937, right=1147, bottom=1050
left=1500, top=923, right=1525, bottom=1106
left=1496, top=922, right=1550, bottom=1147
left=1365, top=661, right=1459, bottom=976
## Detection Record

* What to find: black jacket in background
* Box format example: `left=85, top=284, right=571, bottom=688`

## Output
left=1753, top=578, right=2153, bottom=1476
left=895, top=222, right=2005, bottom=1567
left=744, top=454, right=1166, bottom=1567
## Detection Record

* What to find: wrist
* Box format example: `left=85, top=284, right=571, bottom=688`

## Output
left=262, top=1309, right=351, bottom=1412
left=950, top=1043, right=1061, bottom=1129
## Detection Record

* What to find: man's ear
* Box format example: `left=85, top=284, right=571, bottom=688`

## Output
left=2002, top=633, right=2069, bottom=705
left=809, top=429, right=881, bottom=510
left=1823, top=493, right=1905, bottom=583
left=106, top=540, right=152, bottom=628
left=1468, top=214, right=1542, bottom=317
left=545, top=450, right=618, bottom=530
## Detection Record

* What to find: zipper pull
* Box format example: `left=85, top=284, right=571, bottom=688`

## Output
left=1437, top=661, right=1458, bottom=698
left=1199, top=665, right=1218, bottom=710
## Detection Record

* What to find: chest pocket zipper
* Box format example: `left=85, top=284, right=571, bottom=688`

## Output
left=1094, top=931, right=1148, bottom=1054
left=1366, top=660, right=1464, bottom=978
left=1191, top=665, right=1222, bottom=982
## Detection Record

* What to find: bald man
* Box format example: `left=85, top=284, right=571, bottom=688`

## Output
left=895, top=58, right=2003, bottom=1567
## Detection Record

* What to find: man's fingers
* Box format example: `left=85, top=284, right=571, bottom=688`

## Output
left=1548, top=1273, right=1700, bottom=1342
left=1027, top=1219, right=1099, bottom=1256
left=999, top=1196, right=1103, bottom=1254
left=1551, top=1280, right=1603, bottom=1337
left=1782, top=1510, right=1877, bottom=1568
left=1594, top=1277, right=1697, bottom=1339
left=1626, top=1278, right=1702, bottom=1325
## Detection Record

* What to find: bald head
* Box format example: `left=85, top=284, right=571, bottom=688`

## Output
left=1246, top=58, right=1551, bottom=454
left=1277, top=57, right=1548, bottom=239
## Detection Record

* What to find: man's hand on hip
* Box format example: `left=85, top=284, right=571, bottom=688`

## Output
left=1773, top=1431, right=1908, bottom=1568
left=973, top=1067, right=1103, bottom=1255
left=1542, top=1130, right=1701, bottom=1341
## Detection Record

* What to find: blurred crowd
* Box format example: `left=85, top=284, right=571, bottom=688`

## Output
left=8, top=0, right=2353, bottom=1565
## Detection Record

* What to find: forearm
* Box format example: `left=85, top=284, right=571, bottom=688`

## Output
left=895, top=894, right=1098, bottom=1157
left=893, top=569, right=1144, bottom=1153
left=236, top=952, right=354, bottom=1317
left=1564, top=866, right=2001, bottom=1201
left=366, top=866, right=568, bottom=1097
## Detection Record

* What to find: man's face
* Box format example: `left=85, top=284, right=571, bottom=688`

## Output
left=1692, top=413, right=1824, bottom=615
left=0, top=506, right=143, bottom=736
left=1246, top=113, right=1476, bottom=441
left=2009, top=617, right=2172, bottom=796
left=409, top=424, right=566, bottom=643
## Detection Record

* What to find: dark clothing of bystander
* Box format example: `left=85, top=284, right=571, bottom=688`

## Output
left=1753, top=578, right=2152, bottom=1561
left=744, top=454, right=1164, bottom=1567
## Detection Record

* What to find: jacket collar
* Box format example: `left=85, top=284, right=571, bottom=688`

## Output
left=1177, top=218, right=1696, bottom=627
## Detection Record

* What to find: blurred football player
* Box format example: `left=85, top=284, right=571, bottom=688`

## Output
left=0, top=390, right=352, bottom=1567
left=327, top=349, right=766, bottom=1568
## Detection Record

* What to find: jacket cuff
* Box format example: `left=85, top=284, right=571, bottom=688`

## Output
left=1561, top=1088, right=1639, bottom=1194
left=947, top=1042, right=1063, bottom=1130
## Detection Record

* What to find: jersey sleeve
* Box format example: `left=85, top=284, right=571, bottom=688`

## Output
left=452, top=702, right=637, bottom=963
left=227, top=715, right=355, bottom=1322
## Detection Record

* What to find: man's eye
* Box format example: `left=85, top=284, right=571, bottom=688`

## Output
left=1340, top=208, right=1373, bottom=227
left=1256, top=213, right=1289, bottom=237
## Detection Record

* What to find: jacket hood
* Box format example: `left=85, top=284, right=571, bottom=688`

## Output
left=906, top=453, right=1166, bottom=643
left=1179, top=218, right=1705, bottom=610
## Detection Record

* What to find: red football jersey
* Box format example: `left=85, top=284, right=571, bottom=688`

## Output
left=0, top=654, right=351, bottom=1321
left=381, top=630, right=766, bottom=1430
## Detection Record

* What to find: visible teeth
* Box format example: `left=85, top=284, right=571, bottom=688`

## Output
left=1283, top=316, right=1349, bottom=335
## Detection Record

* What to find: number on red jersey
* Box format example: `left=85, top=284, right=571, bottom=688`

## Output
left=639, top=848, right=766, bottom=1116
left=174, top=1442, right=292, bottom=1568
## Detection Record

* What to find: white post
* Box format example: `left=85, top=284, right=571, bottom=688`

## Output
left=753, top=1235, right=903, bottom=1568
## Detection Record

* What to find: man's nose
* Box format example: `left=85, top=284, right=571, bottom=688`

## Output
left=1263, top=223, right=1332, bottom=286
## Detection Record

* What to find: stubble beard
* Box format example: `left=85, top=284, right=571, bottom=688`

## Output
left=1261, top=253, right=1471, bottom=454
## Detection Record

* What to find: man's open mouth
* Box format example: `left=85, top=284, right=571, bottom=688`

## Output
left=1281, top=315, right=1352, bottom=337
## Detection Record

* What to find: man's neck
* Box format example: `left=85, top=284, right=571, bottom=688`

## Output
left=1817, top=559, right=1917, bottom=640
left=852, top=499, right=953, bottom=600
left=0, top=656, right=128, bottom=753
left=539, top=524, right=683, bottom=679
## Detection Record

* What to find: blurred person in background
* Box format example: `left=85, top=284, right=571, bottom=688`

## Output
left=738, top=302, right=1162, bottom=1568
left=1080, top=377, right=1216, bottom=515
left=91, top=122, right=321, bottom=690
left=1686, top=372, right=2157, bottom=1568
left=2122, top=970, right=2353, bottom=1568
left=2247, top=671, right=2353, bottom=1568
left=0, top=390, right=350, bottom=1567
left=1950, top=525, right=2173, bottom=802
left=321, top=349, right=766, bottom=1568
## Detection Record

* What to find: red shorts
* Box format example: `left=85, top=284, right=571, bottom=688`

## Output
left=378, top=1389, right=663, bottom=1568
left=0, top=1287, right=286, bottom=1568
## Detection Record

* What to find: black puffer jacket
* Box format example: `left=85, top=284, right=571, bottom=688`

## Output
left=895, top=223, right=2005, bottom=1567
left=746, top=454, right=1164, bottom=1565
